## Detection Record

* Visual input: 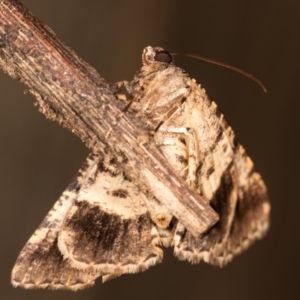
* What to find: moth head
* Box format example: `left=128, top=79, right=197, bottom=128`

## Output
left=142, top=46, right=173, bottom=66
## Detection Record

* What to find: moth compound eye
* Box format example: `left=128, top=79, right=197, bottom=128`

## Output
left=154, top=50, right=172, bottom=64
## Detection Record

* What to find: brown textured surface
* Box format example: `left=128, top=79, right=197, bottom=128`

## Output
left=0, top=0, right=298, bottom=299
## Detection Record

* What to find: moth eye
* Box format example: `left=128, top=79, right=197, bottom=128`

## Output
left=154, top=50, right=172, bottom=64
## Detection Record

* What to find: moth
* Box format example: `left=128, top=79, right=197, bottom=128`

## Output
left=11, top=46, right=270, bottom=290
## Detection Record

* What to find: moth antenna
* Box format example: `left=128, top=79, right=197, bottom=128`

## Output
left=172, top=52, right=267, bottom=93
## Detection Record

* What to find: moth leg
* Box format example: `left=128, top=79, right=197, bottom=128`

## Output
left=115, top=80, right=146, bottom=121
left=105, top=81, right=135, bottom=140
left=115, top=80, right=132, bottom=93
left=115, top=80, right=133, bottom=104
left=185, top=127, right=198, bottom=189
left=155, top=124, right=199, bottom=189
left=141, top=194, right=173, bottom=230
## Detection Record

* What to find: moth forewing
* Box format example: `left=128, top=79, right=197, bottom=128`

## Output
left=11, top=153, right=101, bottom=290
left=57, top=152, right=163, bottom=275
left=12, top=152, right=164, bottom=289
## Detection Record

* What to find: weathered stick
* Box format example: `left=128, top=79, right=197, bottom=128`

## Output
left=0, top=0, right=219, bottom=236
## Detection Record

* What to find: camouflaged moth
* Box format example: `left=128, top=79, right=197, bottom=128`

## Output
left=11, top=46, right=270, bottom=290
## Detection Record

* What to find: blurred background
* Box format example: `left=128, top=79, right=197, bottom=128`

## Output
left=0, top=0, right=299, bottom=299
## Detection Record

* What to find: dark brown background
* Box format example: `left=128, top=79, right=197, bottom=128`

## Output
left=1, top=1, right=299, bottom=299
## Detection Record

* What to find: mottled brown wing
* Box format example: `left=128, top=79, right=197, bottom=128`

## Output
left=172, top=80, right=270, bottom=266
left=11, top=153, right=100, bottom=290
left=12, top=152, right=163, bottom=290
left=57, top=152, right=163, bottom=281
